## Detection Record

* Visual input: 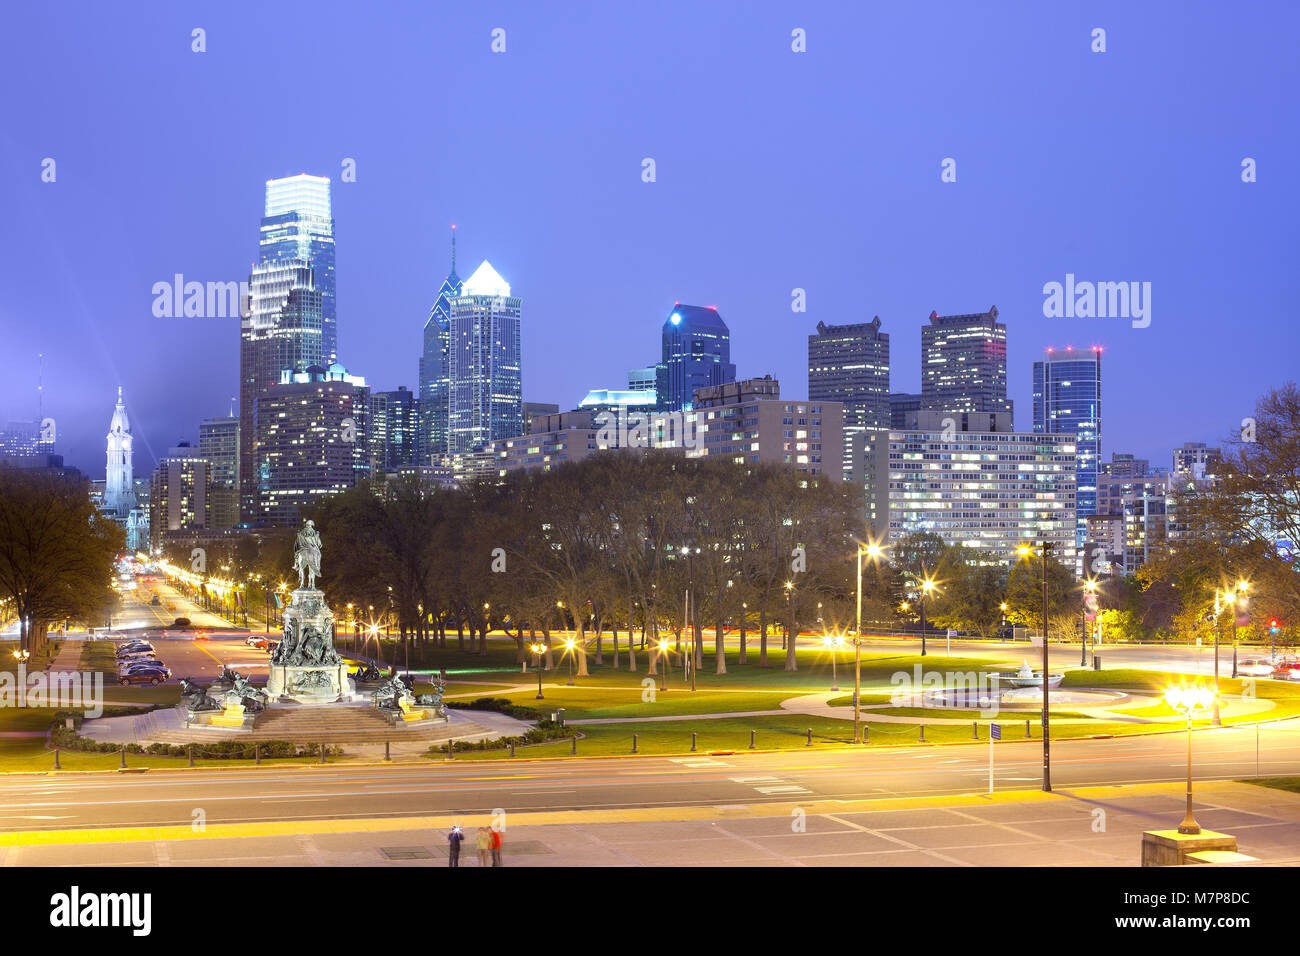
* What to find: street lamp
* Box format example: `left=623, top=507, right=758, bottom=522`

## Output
left=1164, top=686, right=1217, bottom=834
left=854, top=541, right=884, bottom=744
left=563, top=637, right=576, bottom=686
left=656, top=640, right=670, bottom=692
left=1017, top=541, right=1054, bottom=792
left=822, top=633, right=843, bottom=691
left=528, top=640, right=547, bottom=699
left=1232, top=581, right=1249, bottom=679
left=918, top=577, right=937, bottom=657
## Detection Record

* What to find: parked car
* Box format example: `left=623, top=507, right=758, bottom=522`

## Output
left=116, top=640, right=154, bottom=654
left=118, top=658, right=162, bottom=672
left=116, top=650, right=159, bottom=664
left=118, top=666, right=170, bottom=686
left=1236, top=657, right=1276, bottom=677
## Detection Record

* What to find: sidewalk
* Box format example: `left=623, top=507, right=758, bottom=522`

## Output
left=4, top=780, right=1297, bottom=867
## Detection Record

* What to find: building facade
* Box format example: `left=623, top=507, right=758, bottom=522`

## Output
left=808, top=317, right=890, bottom=481
left=855, top=424, right=1077, bottom=564
left=921, top=306, right=1013, bottom=420
left=1172, top=442, right=1222, bottom=480
left=447, top=260, right=523, bottom=454
left=370, top=386, right=417, bottom=472
left=198, top=416, right=240, bottom=529
left=149, top=443, right=210, bottom=551
left=656, top=304, right=737, bottom=412
left=417, top=228, right=461, bottom=464
left=1032, top=346, right=1101, bottom=553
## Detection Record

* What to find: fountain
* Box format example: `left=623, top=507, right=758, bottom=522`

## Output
left=1004, top=660, right=1063, bottom=689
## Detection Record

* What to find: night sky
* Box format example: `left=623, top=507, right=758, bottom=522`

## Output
left=2, top=0, right=1296, bottom=476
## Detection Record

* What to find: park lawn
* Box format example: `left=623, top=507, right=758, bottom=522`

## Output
left=1247, top=777, right=1300, bottom=795
left=433, top=712, right=1190, bottom=760
left=465, top=684, right=801, bottom=719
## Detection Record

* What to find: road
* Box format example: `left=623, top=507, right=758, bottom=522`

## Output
left=2, top=718, right=1296, bottom=832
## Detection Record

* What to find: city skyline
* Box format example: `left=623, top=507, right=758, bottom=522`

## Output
left=3, top=2, right=1296, bottom=477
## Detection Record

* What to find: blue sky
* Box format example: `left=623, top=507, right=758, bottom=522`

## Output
left=1, top=0, right=1296, bottom=474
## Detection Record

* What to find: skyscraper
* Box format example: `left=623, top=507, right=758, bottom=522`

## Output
left=149, top=443, right=210, bottom=551
left=1033, top=346, right=1102, bottom=554
left=370, top=386, right=417, bottom=472
left=447, top=260, right=522, bottom=454
left=656, top=304, right=736, bottom=412
left=199, top=416, right=240, bottom=529
left=921, top=306, right=1013, bottom=420
left=808, top=317, right=890, bottom=480
left=104, top=387, right=134, bottom=518
left=418, top=227, right=461, bottom=464
left=239, top=174, right=335, bottom=521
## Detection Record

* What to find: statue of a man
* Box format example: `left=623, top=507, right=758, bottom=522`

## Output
left=293, top=520, right=322, bottom=589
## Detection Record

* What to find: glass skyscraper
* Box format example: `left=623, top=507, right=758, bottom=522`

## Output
left=1033, top=346, right=1102, bottom=554
left=656, top=304, right=737, bottom=412
left=239, top=174, right=335, bottom=522
left=447, top=260, right=522, bottom=454
left=418, top=228, right=461, bottom=464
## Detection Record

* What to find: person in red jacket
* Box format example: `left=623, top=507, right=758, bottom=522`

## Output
left=490, top=827, right=502, bottom=866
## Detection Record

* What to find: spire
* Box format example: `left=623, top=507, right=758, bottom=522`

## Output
left=450, top=225, right=456, bottom=275
left=117, top=385, right=123, bottom=403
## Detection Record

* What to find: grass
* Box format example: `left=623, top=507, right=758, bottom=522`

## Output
left=1246, top=777, right=1300, bottom=795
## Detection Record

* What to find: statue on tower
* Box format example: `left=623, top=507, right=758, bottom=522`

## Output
left=293, top=519, right=322, bottom=590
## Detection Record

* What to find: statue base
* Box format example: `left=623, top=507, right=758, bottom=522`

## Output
left=266, top=587, right=347, bottom=704
left=266, top=663, right=349, bottom=704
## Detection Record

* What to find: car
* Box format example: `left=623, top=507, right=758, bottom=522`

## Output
left=118, top=667, right=170, bottom=686
left=116, top=641, right=154, bottom=654
left=149, top=594, right=161, bottom=606
left=118, top=659, right=162, bottom=673
left=245, top=635, right=271, bottom=648
left=1236, top=658, right=1276, bottom=677
left=170, top=618, right=191, bottom=629
left=116, top=651, right=159, bottom=664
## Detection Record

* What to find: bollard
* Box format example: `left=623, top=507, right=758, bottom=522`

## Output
left=806, top=728, right=812, bottom=747
left=919, top=724, right=925, bottom=743
left=254, top=743, right=260, bottom=765
left=120, top=745, right=127, bottom=769
left=972, top=721, right=979, bottom=740
left=632, top=733, right=637, bottom=754
left=510, top=742, right=516, bottom=758
left=320, top=741, right=326, bottom=764
left=384, top=741, right=391, bottom=762
left=1025, top=719, right=1031, bottom=738
left=863, top=726, right=868, bottom=743
left=691, top=732, right=697, bottom=752
left=571, top=735, right=577, bottom=755
left=53, top=747, right=60, bottom=770
left=749, top=729, right=755, bottom=750
left=188, top=744, right=194, bottom=767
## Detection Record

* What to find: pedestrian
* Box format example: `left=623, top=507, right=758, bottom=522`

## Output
left=447, top=824, right=463, bottom=867
left=476, top=826, right=491, bottom=867
left=490, top=826, right=502, bottom=866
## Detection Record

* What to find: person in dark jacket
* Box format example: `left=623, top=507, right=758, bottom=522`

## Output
left=447, top=825, right=463, bottom=867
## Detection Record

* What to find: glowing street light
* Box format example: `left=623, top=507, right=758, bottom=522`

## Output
left=1017, top=540, right=1054, bottom=792
left=528, top=640, right=548, bottom=699
left=822, top=633, right=844, bottom=691
left=1164, top=686, right=1217, bottom=834
left=563, top=637, right=577, bottom=686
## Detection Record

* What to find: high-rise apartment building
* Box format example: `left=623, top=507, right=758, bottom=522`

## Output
left=921, top=306, right=1013, bottom=420
left=252, top=365, right=370, bottom=526
left=239, top=174, right=335, bottom=521
left=199, top=416, right=240, bottom=529
left=889, top=393, right=923, bottom=430
left=447, top=261, right=522, bottom=454
left=854, top=423, right=1076, bottom=564
left=149, top=443, right=210, bottom=550
left=1102, top=452, right=1149, bottom=477
left=656, top=304, right=737, bottom=412
left=418, top=228, right=461, bottom=464
left=1033, top=346, right=1101, bottom=552
left=808, top=317, right=890, bottom=481
left=1172, top=442, right=1222, bottom=480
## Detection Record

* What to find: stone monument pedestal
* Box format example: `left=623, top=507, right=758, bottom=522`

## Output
left=266, top=587, right=346, bottom=704
left=1141, top=829, right=1238, bottom=867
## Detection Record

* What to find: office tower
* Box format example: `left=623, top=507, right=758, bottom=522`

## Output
left=418, top=227, right=461, bottom=464
left=627, top=366, right=657, bottom=395
left=889, top=393, right=923, bottom=429
left=149, top=443, right=210, bottom=551
left=199, top=416, right=240, bottom=529
left=0, top=421, right=43, bottom=460
left=370, top=386, right=417, bottom=472
left=1033, top=346, right=1102, bottom=552
left=1172, top=442, right=1222, bottom=480
left=855, top=425, right=1077, bottom=565
left=253, top=365, right=370, bottom=525
left=259, top=174, right=336, bottom=363
left=921, top=306, right=1013, bottom=420
left=656, top=304, right=737, bottom=412
left=808, top=317, right=890, bottom=481
left=240, top=174, right=334, bottom=521
left=1102, top=453, right=1149, bottom=478
left=447, top=260, right=522, bottom=454
left=104, top=387, right=135, bottom=518
left=523, top=401, right=560, bottom=423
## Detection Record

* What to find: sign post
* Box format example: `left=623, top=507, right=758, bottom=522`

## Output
left=989, top=723, right=1001, bottom=793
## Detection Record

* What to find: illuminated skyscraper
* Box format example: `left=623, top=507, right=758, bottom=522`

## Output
left=418, top=227, right=461, bottom=463
left=808, top=317, right=890, bottom=480
left=447, top=260, right=522, bottom=454
left=921, top=306, right=1013, bottom=420
left=1033, top=346, right=1102, bottom=553
left=239, top=174, right=335, bottom=521
left=657, top=304, right=736, bottom=412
